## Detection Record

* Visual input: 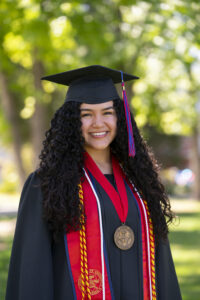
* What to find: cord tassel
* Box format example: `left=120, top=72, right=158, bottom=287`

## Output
left=120, top=71, right=136, bottom=157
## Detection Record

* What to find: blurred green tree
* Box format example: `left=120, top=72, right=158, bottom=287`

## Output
left=0, top=0, right=199, bottom=197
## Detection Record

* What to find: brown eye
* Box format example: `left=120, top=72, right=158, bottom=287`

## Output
left=104, top=111, right=112, bottom=115
left=81, top=113, right=92, bottom=117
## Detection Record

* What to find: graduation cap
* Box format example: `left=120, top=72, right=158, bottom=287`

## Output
left=41, top=65, right=139, bottom=157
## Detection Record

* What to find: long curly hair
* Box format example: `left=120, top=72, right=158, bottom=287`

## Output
left=37, top=98, right=174, bottom=241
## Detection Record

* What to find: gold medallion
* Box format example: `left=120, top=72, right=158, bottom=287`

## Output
left=114, top=224, right=134, bottom=250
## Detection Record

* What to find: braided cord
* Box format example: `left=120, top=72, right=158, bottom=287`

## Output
left=79, top=184, right=91, bottom=300
left=143, top=200, right=157, bottom=300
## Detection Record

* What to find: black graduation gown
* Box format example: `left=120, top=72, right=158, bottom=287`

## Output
left=6, top=171, right=182, bottom=300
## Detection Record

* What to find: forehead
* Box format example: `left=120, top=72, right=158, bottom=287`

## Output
left=80, top=101, right=114, bottom=110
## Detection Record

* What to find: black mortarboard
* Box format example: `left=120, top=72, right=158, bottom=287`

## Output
left=41, top=65, right=139, bottom=157
left=41, top=65, right=139, bottom=104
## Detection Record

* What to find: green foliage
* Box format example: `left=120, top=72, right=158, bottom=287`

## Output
left=0, top=0, right=200, bottom=145
left=0, top=111, right=12, bottom=145
left=0, top=181, right=19, bottom=194
left=0, top=162, right=19, bottom=193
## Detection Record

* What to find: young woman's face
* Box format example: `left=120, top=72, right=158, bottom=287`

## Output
left=80, top=101, right=117, bottom=152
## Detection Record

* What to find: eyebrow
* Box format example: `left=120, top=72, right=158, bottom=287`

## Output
left=80, top=106, right=114, bottom=112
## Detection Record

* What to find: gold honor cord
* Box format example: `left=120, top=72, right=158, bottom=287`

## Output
left=78, top=181, right=156, bottom=299
left=143, top=200, right=157, bottom=300
left=79, top=184, right=91, bottom=300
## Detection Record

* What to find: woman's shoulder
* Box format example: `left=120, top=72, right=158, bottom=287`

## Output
left=22, top=169, right=43, bottom=192
left=24, top=169, right=41, bottom=185
left=18, top=170, right=43, bottom=214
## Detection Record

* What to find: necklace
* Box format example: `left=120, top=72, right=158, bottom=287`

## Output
left=84, top=152, right=135, bottom=250
left=110, top=170, right=134, bottom=250
left=114, top=223, right=134, bottom=250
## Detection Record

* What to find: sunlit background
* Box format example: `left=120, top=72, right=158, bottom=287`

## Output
left=0, top=0, right=200, bottom=299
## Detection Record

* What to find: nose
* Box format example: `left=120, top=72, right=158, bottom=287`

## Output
left=92, top=114, right=104, bottom=127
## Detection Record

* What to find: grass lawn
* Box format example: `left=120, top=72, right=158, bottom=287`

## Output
left=0, top=197, right=200, bottom=299
left=169, top=199, right=200, bottom=300
left=0, top=217, right=16, bottom=300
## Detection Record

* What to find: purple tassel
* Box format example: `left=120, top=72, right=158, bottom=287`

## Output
left=120, top=71, right=136, bottom=157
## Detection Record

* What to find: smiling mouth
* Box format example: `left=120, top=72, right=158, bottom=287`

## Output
left=90, top=131, right=108, bottom=137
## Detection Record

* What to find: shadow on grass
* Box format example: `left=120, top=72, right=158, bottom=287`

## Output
left=177, top=212, right=200, bottom=219
left=179, top=276, right=200, bottom=300
left=169, top=211, right=200, bottom=300
left=170, top=230, right=200, bottom=248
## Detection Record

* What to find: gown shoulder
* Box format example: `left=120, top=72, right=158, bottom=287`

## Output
left=6, top=171, right=54, bottom=300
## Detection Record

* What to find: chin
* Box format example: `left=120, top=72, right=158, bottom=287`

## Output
left=91, top=145, right=109, bottom=151
left=86, top=142, right=111, bottom=151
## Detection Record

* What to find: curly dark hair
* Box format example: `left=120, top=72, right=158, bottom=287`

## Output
left=37, top=98, right=174, bottom=241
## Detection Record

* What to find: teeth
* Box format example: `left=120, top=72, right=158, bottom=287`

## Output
left=91, top=132, right=107, bottom=136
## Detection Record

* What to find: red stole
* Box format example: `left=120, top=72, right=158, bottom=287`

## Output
left=65, top=152, right=156, bottom=300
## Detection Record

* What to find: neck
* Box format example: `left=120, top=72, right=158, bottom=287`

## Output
left=84, top=147, right=113, bottom=174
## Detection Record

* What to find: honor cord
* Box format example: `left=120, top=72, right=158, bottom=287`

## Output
left=131, top=183, right=152, bottom=300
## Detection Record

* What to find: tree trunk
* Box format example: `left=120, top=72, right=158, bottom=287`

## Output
left=191, top=130, right=200, bottom=200
left=31, top=53, right=47, bottom=169
left=0, top=71, right=26, bottom=186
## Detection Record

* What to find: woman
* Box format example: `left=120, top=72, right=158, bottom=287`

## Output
left=6, top=65, right=182, bottom=300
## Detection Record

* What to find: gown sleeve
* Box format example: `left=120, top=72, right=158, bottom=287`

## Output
left=156, top=237, right=182, bottom=300
left=6, top=172, right=54, bottom=300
